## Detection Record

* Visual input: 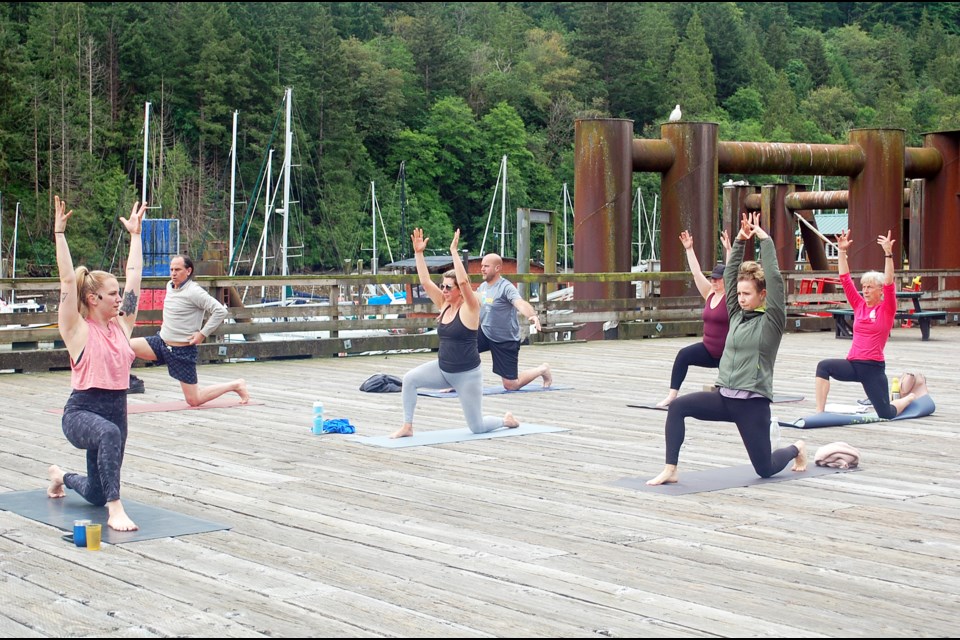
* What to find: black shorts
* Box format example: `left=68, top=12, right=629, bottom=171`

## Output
left=477, top=330, right=520, bottom=380
left=145, top=333, right=199, bottom=385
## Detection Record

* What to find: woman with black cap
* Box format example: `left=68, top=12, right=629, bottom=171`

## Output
left=655, top=229, right=732, bottom=407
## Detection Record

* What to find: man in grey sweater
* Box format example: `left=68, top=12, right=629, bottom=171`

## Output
left=131, top=255, right=248, bottom=406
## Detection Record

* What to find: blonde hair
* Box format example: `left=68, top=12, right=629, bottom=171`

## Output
left=737, top=260, right=766, bottom=292
left=74, top=267, right=114, bottom=316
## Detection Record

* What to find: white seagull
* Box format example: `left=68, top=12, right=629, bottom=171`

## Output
left=669, top=104, right=682, bottom=122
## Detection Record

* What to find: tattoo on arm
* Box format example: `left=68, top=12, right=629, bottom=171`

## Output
left=121, top=291, right=139, bottom=316
left=60, top=293, right=68, bottom=302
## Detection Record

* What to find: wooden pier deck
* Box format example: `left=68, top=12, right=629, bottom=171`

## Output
left=1, top=326, right=959, bottom=637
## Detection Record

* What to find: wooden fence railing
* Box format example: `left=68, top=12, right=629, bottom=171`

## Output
left=2, top=270, right=957, bottom=372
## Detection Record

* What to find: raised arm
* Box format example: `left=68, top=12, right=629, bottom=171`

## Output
left=836, top=229, right=851, bottom=277
left=450, top=229, right=478, bottom=314
left=720, top=229, right=732, bottom=263
left=54, top=196, right=85, bottom=355
left=681, top=230, right=711, bottom=300
left=411, top=228, right=443, bottom=307
left=116, top=201, right=146, bottom=336
left=724, top=213, right=753, bottom=316
left=751, top=215, right=785, bottom=321
left=878, top=230, right=895, bottom=286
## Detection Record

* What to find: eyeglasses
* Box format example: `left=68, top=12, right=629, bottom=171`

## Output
left=439, top=283, right=456, bottom=291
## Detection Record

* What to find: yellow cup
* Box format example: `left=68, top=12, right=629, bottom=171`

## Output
left=86, top=523, right=102, bottom=551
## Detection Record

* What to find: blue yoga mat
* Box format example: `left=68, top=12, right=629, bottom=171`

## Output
left=418, top=384, right=572, bottom=398
left=782, top=394, right=936, bottom=429
left=0, top=489, right=230, bottom=543
left=349, top=422, right=568, bottom=448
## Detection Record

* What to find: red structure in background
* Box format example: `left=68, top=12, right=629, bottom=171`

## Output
left=573, top=121, right=960, bottom=340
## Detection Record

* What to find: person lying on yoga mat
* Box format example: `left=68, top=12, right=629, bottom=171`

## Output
left=656, top=229, right=732, bottom=407
left=648, top=213, right=806, bottom=486
left=813, top=229, right=925, bottom=417
left=390, top=228, right=519, bottom=439
left=130, top=254, right=248, bottom=407
left=47, top=195, right=146, bottom=532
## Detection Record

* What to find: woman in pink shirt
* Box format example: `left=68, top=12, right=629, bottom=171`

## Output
left=814, top=229, right=923, bottom=417
left=46, top=195, right=146, bottom=532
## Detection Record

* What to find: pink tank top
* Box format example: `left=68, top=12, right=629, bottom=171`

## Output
left=70, top=318, right=135, bottom=390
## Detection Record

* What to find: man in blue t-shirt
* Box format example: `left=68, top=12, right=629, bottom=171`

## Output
left=476, top=253, right=552, bottom=390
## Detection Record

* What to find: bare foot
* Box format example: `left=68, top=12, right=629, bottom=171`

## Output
left=646, top=464, right=679, bottom=486
left=791, top=440, right=807, bottom=472
left=47, top=465, right=66, bottom=498
left=656, top=390, right=679, bottom=408
left=389, top=424, right=414, bottom=439
left=503, top=411, right=520, bottom=429
left=540, top=364, right=553, bottom=388
left=235, top=379, right=250, bottom=404
left=106, top=500, right=138, bottom=531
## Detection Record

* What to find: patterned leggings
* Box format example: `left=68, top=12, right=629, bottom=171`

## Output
left=61, top=389, right=128, bottom=506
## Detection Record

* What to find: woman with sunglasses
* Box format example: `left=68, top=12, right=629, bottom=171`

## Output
left=390, top=228, right=519, bottom=438
left=47, top=195, right=147, bottom=532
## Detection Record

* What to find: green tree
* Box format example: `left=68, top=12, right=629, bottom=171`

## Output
left=668, top=11, right=716, bottom=117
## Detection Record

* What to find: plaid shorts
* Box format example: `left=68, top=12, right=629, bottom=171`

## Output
left=144, top=333, right=199, bottom=385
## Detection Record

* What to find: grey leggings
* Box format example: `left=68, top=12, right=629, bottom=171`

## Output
left=61, top=388, right=128, bottom=506
left=403, top=360, right=505, bottom=433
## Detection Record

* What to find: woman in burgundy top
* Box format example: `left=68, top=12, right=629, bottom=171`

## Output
left=656, top=230, right=732, bottom=407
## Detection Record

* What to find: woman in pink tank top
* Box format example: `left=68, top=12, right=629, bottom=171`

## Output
left=46, top=195, right=146, bottom=533
left=656, top=229, right=732, bottom=408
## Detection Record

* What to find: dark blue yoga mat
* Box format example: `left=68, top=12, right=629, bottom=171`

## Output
left=0, top=489, right=231, bottom=544
left=613, top=463, right=858, bottom=495
left=782, top=394, right=935, bottom=429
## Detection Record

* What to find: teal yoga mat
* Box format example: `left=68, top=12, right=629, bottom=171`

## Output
left=349, top=422, right=568, bottom=448
left=0, top=489, right=231, bottom=544
left=418, top=384, right=572, bottom=398
left=612, top=463, right=858, bottom=495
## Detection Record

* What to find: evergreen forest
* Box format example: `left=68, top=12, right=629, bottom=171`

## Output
left=2, top=2, right=960, bottom=275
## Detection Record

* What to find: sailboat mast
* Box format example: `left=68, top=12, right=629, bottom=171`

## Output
left=371, top=181, right=377, bottom=275
left=280, top=87, right=292, bottom=293
left=229, top=110, right=238, bottom=270
left=399, top=161, right=407, bottom=261
left=141, top=102, right=150, bottom=203
left=500, top=155, right=507, bottom=256
left=11, top=202, right=19, bottom=304
left=261, top=149, right=273, bottom=299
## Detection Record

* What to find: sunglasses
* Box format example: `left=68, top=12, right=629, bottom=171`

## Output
left=439, top=283, right=456, bottom=291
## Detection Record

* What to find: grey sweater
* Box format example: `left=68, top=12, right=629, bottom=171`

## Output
left=159, top=279, right=228, bottom=344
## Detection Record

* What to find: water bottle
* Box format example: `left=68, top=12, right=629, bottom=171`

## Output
left=312, top=401, right=325, bottom=434
left=891, top=377, right=900, bottom=401
left=769, top=416, right=781, bottom=450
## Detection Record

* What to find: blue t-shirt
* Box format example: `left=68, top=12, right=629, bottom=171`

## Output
left=477, top=277, right=521, bottom=343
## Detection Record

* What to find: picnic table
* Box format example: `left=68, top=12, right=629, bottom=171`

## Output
left=829, top=290, right=947, bottom=341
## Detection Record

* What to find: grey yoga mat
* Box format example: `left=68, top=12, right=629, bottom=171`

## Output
left=782, top=394, right=935, bottom=429
left=349, top=423, right=568, bottom=448
left=628, top=393, right=804, bottom=411
left=0, top=489, right=231, bottom=544
left=612, top=463, right=858, bottom=495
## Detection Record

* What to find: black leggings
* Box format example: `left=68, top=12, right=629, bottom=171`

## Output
left=670, top=342, right=722, bottom=390
left=816, top=358, right=895, bottom=419
left=663, top=391, right=799, bottom=477
left=61, top=389, right=128, bottom=506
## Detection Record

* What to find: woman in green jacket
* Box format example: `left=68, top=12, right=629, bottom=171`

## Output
left=647, top=213, right=807, bottom=485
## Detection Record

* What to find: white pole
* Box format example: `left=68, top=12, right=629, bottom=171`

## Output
left=650, top=194, right=659, bottom=261
left=371, top=181, right=377, bottom=275
left=0, top=191, right=4, bottom=283
left=562, top=183, right=568, bottom=273
left=280, top=87, right=292, bottom=297
left=11, top=202, right=19, bottom=303
left=141, top=102, right=150, bottom=203
left=261, top=149, right=273, bottom=299
left=229, top=109, right=238, bottom=271
left=636, top=187, right=643, bottom=265
left=500, top=155, right=507, bottom=256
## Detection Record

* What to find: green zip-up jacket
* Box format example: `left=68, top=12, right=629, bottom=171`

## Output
left=715, top=236, right=785, bottom=400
